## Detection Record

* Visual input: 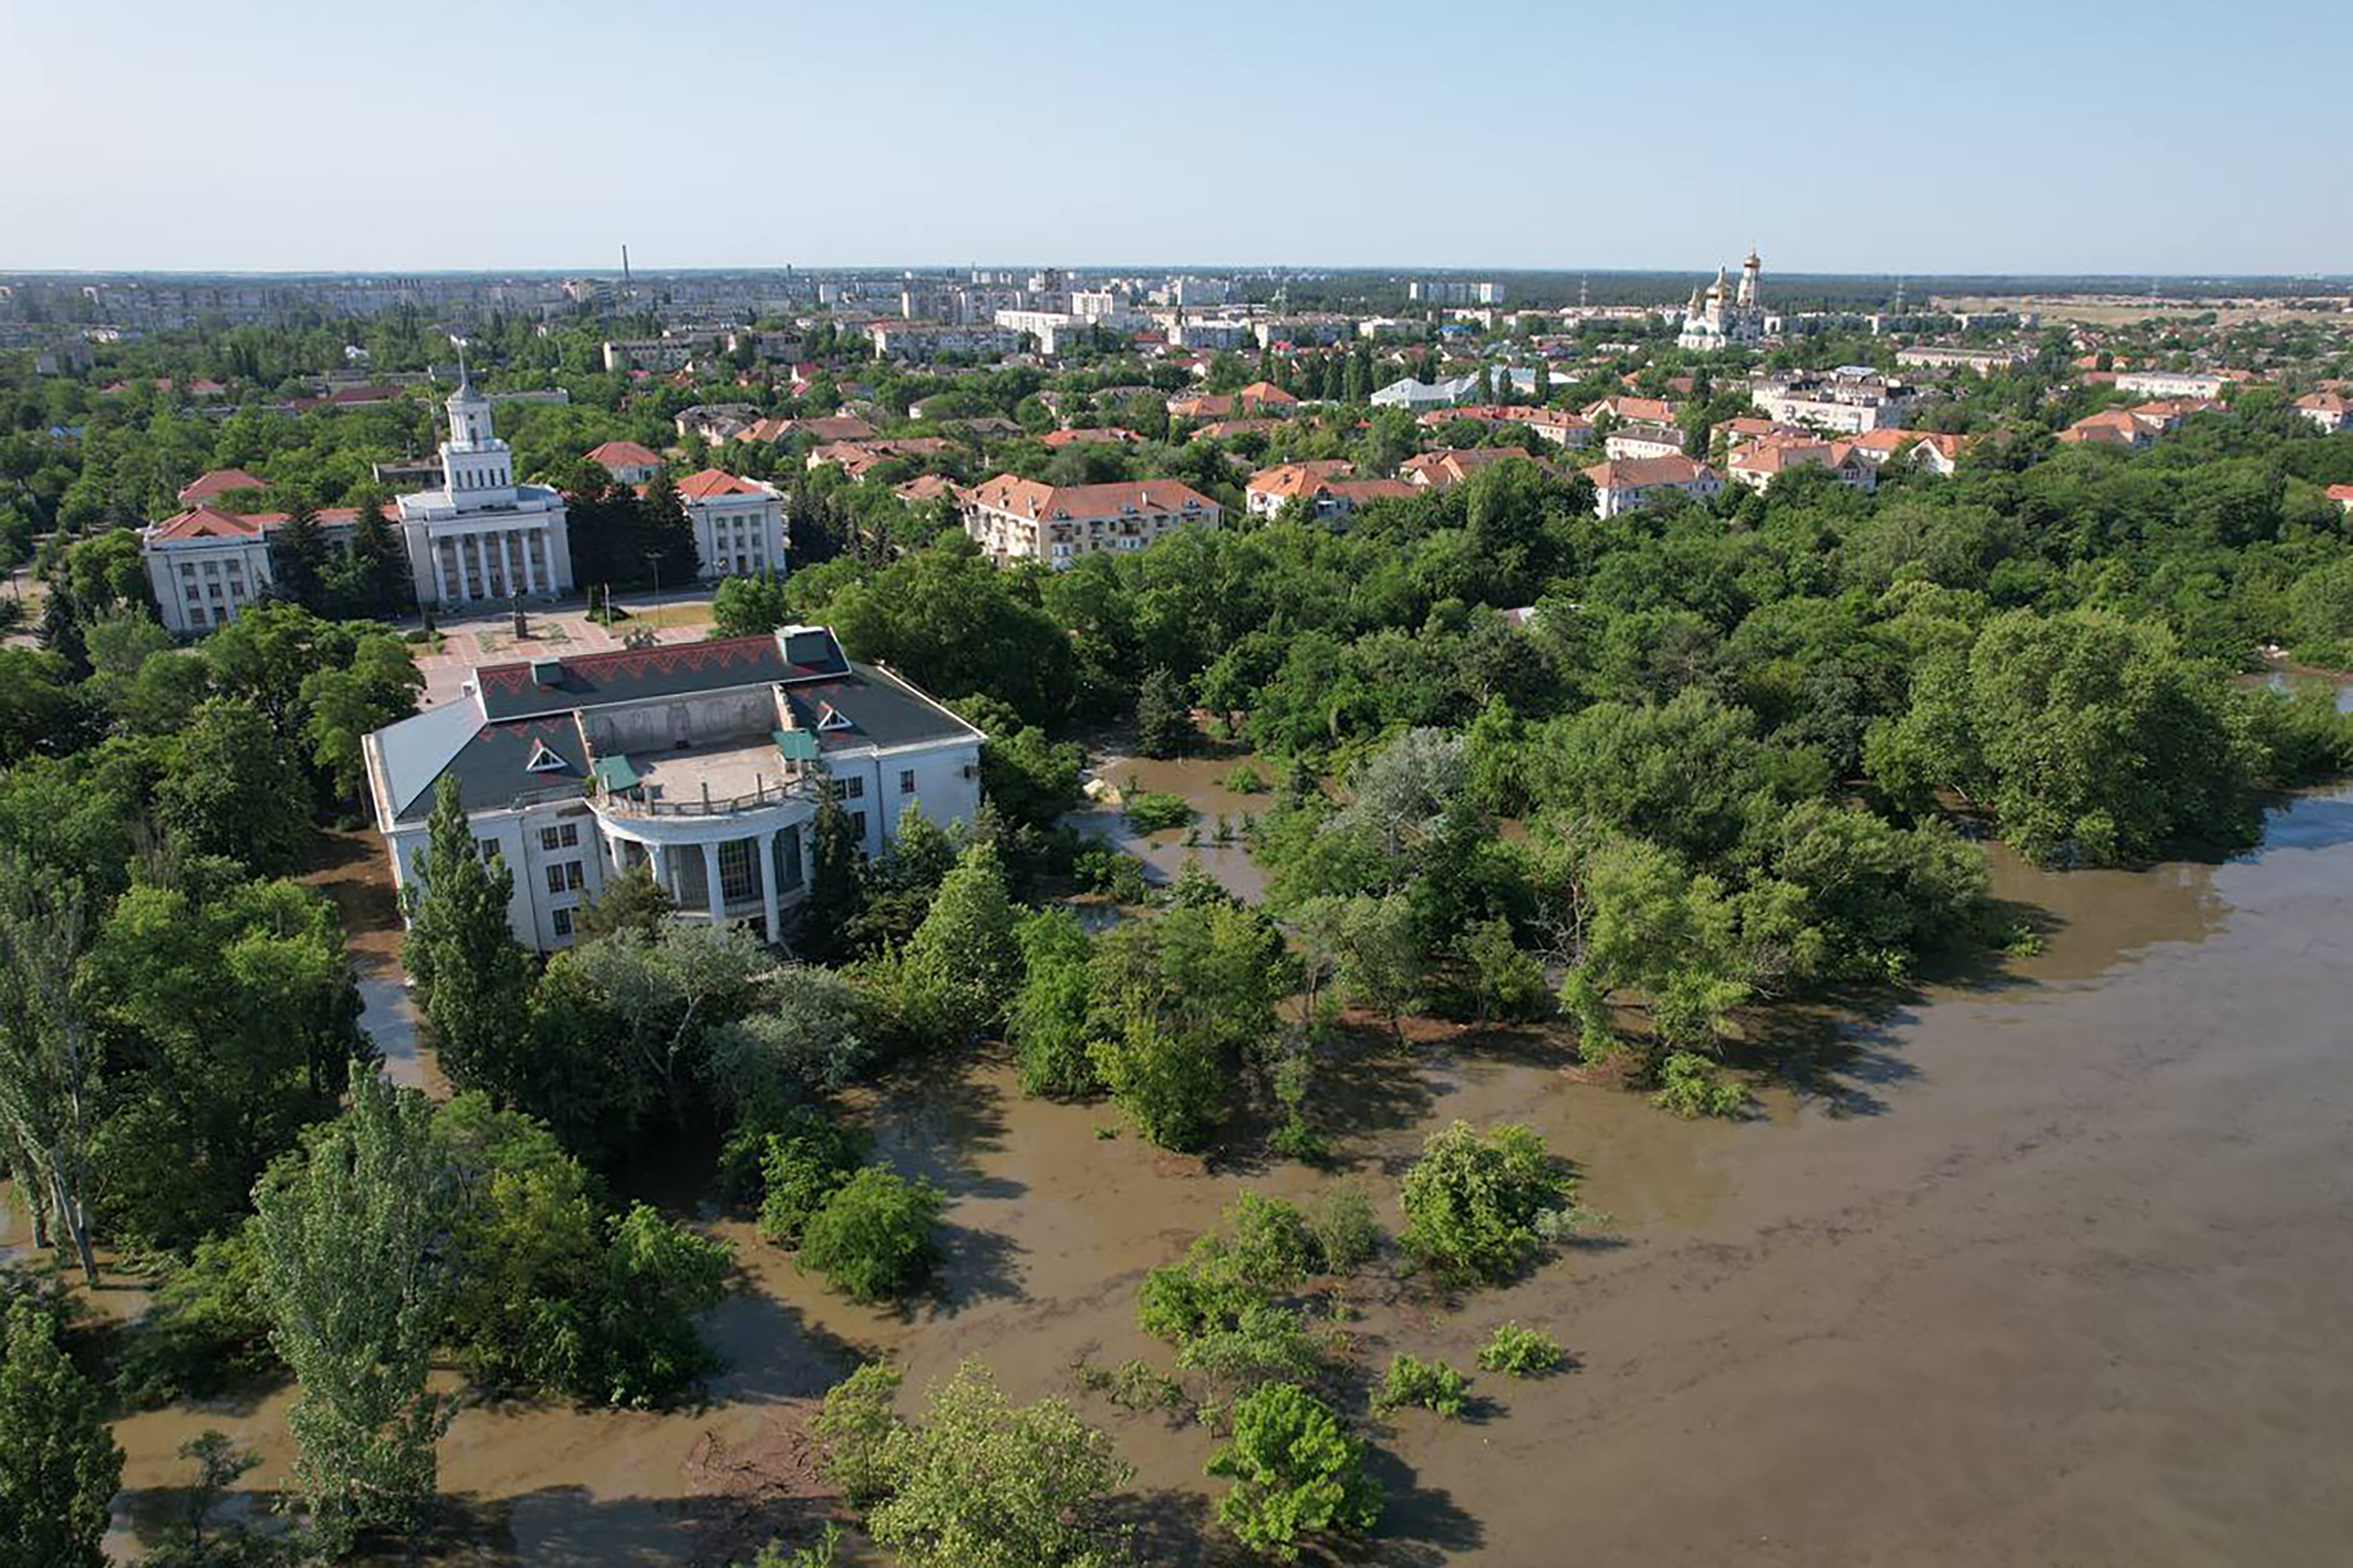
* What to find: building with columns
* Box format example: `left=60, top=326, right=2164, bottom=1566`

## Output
left=362, top=626, right=983, bottom=951
left=395, top=360, right=575, bottom=608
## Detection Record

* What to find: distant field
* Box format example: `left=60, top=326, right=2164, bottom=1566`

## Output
left=1937, top=293, right=2352, bottom=327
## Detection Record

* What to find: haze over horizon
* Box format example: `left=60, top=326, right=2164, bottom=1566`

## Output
left=4, top=0, right=2346, bottom=275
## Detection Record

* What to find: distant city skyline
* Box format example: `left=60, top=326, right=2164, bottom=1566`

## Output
left=5, top=0, right=2344, bottom=275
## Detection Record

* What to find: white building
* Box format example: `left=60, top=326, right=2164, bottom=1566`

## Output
left=675, top=468, right=788, bottom=580
left=1581, top=455, right=1723, bottom=518
left=2115, top=369, right=2228, bottom=400
left=141, top=504, right=355, bottom=635
left=586, top=440, right=664, bottom=487
left=395, top=363, right=574, bottom=608
left=1896, top=344, right=2029, bottom=376
left=1602, top=423, right=1688, bottom=461
left=1751, top=368, right=1915, bottom=434
left=961, top=475, right=1222, bottom=567
left=868, top=318, right=1021, bottom=361
left=362, top=625, right=984, bottom=952
left=1677, top=250, right=1768, bottom=352
left=2296, top=392, right=2352, bottom=433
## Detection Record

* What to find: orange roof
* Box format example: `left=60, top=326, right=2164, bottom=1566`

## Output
left=1236, top=381, right=1298, bottom=406
left=1042, top=427, right=1141, bottom=448
left=176, top=467, right=267, bottom=505
left=965, top=474, right=1219, bottom=521
left=147, top=504, right=360, bottom=543
left=1246, top=460, right=1356, bottom=498
left=676, top=467, right=769, bottom=500
left=1582, top=454, right=1713, bottom=489
left=586, top=439, right=662, bottom=471
left=2325, top=484, right=2353, bottom=505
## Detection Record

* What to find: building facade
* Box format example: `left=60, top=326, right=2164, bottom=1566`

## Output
left=362, top=626, right=984, bottom=952
left=394, top=364, right=574, bottom=608
left=961, top=475, right=1222, bottom=567
left=675, top=468, right=788, bottom=580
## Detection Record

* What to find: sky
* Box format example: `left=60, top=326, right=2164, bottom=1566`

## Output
left=3, top=0, right=2345, bottom=277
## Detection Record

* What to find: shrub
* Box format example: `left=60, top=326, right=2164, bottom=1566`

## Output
left=1398, top=1120, right=1567, bottom=1284
left=1649, top=1052, right=1748, bottom=1120
left=1011, top=910, right=1100, bottom=1099
left=1373, top=1352, right=1467, bottom=1418
left=813, top=1361, right=904, bottom=1505
left=1220, top=763, right=1271, bottom=794
left=1304, top=1184, right=1380, bottom=1275
left=799, top=1167, right=946, bottom=1304
left=115, top=1224, right=278, bottom=1406
left=756, top=1115, right=867, bottom=1246
left=1176, top=1300, right=1324, bottom=1386
left=1223, top=1193, right=1322, bottom=1288
left=1476, top=1322, right=1562, bottom=1377
left=1122, top=791, right=1195, bottom=834
left=1207, top=1381, right=1382, bottom=1562
left=864, top=1361, right=1132, bottom=1568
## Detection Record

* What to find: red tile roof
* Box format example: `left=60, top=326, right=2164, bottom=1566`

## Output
left=586, top=439, right=662, bottom=471
left=965, top=475, right=1219, bottom=521
left=176, top=467, right=267, bottom=505
left=675, top=468, right=769, bottom=500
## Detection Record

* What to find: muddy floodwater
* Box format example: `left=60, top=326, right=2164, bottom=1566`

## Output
left=96, top=784, right=2353, bottom=1566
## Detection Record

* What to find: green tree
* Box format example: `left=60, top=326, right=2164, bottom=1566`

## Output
left=576, top=860, right=675, bottom=941
left=800, top=1166, right=945, bottom=1304
left=156, top=697, right=311, bottom=875
left=813, top=1360, right=904, bottom=1506
left=1206, top=1381, right=1380, bottom=1562
left=271, top=493, right=328, bottom=609
left=642, top=471, right=701, bottom=587
left=864, top=1361, right=1133, bottom=1568
left=1133, top=666, right=1195, bottom=758
left=402, top=777, right=533, bottom=1103
left=254, top=1069, right=451, bottom=1555
left=300, top=634, right=421, bottom=805
left=0, top=1301, right=125, bottom=1568
left=0, top=858, right=103, bottom=1286
left=711, top=574, right=791, bottom=641
left=901, top=839, right=1022, bottom=1042
left=1010, top=909, right=1098, bottom=1097
left=1398, top=1119, right=1566, bottom=1284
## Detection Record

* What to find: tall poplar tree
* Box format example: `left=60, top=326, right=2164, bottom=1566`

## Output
left=254, top=1068, right=450, bottom=1555
left=402, top=777, right=532, bottom=1101
left=0, top=1302, right=124, bottom=1567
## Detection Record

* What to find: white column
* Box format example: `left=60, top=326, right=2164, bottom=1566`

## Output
left=522, top=529, right=538, bottom=595
left=703, top=840, right=727, bottom=926
left=431, top=537, right=449, bottom=606
left=758, top=829, right=780, bottom=944
left=648, top=842, right=668, bottom=901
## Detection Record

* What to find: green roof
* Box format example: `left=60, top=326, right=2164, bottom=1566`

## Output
left=592, top=755, right=642, bottom=791
left=773, top=729, right=820, bottom=761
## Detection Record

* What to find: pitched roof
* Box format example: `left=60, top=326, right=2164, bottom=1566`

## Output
left=586, top=439, right=662, bottom=471
left=148, top=504, right=267, bottom=541
left=177, top=468, right=267, bottom=504
left=675, top=467, right=769, bottom=501
left=964, top=475, right=1219, bottom=521
left=476, top=633, right=840, bottom=722
left=1246, top=460, right=1356, bottom=499
left=1042, top=427, right=1141, bottom=447
left=1582, top=454, right=1714, bottom=489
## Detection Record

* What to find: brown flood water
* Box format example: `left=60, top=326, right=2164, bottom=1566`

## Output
left=98, top=785, right=2353, bottom=1566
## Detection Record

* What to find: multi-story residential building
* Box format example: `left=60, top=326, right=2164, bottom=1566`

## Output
left=1582, top=394, right=1682, bottom=426
left=675, top=469, right=788, bottom=580
left=362, top=625, right=984, bottom=951
left=1751, top=368, right=1915, bottom=434
left=1727, top=437, right=1877, bottom=493
left=1895, top=344, right=2030, bottom=376
left=1602, top=422, right=1689, bottom=461
left=2114, top=369, right=2228, bottom=400
left=1400, top=447, right=1551, bottom=490
left=1409, top=279, right=1505, bottom=305
left=395, top=365, right=574, bottom=608
left=867, top=318, right=1021, bottom=360
left=585, top=440, right=664, bottom=486
left=1244, top=460, right=1413, bottom=523
left=961, top=475, right=1221, bottom=567
left=1581, top=454, right=1722, bottom=517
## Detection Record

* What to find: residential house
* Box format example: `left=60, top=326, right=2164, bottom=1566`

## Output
left=1245, top=460, right=1413, bottom=522
left=176, top=467, right=267, bottom=506
left=2295, top=392, right=2352, bottom=433
left=585, top=440, right=664, bottom=486
left=1400, top=447, right=1548, bottom=490
left=1727, top=437, right=1877, bottom=493
left=1603, top=422, right=1689, bottom=462
left=960, top=475, right=1222, bottom=567
left=1580, top=454, right=1722, bottom=517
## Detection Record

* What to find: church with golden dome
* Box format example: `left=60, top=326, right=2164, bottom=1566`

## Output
left=1678, top=249, right=1767, bottom=352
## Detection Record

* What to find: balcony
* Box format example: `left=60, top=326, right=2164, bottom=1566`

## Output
left=594, top=737, right=818, bottom=818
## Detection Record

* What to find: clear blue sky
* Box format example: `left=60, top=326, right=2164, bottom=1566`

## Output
left=4, top=0, right=2344, bottom=275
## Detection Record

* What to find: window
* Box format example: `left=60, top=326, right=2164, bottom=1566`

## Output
left=552, top=907, right=573, bottom=938
left=849, top=810, right=867, bottom=839
left=546, top=863, right=567, bottom=896
left=899, top=769, right=916, bottom=795
left=559, top=821, right=579, bottom=848
left=541, top=826, right=562, bottom=852
left=478, top=838, right=500, bottom=862
left=718, top=837, right=760, bottom=904
left=566, top=860, right=585, bottom=891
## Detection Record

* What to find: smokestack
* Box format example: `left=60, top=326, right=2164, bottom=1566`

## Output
left=621, top=244, right=631, bottom=284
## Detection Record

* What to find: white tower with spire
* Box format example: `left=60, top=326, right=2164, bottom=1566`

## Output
left=395, top=337, right=574, bottom=609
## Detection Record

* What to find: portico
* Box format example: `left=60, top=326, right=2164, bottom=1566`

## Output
left=397, top=347, right=574, bottom=607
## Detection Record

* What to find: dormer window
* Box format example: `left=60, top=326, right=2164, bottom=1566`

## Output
left=816, top=704, right=854, bottom=733
left=526, top=740, right=569, bottom=773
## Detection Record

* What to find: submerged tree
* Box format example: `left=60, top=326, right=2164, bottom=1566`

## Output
left=0, top=1301, right=124, bottom=1568
left=253, top=1068, right=451, bottom=1555
left=0, top=857, right=102, bottom=1286
left=402, top=777, right=533, bottom=1102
